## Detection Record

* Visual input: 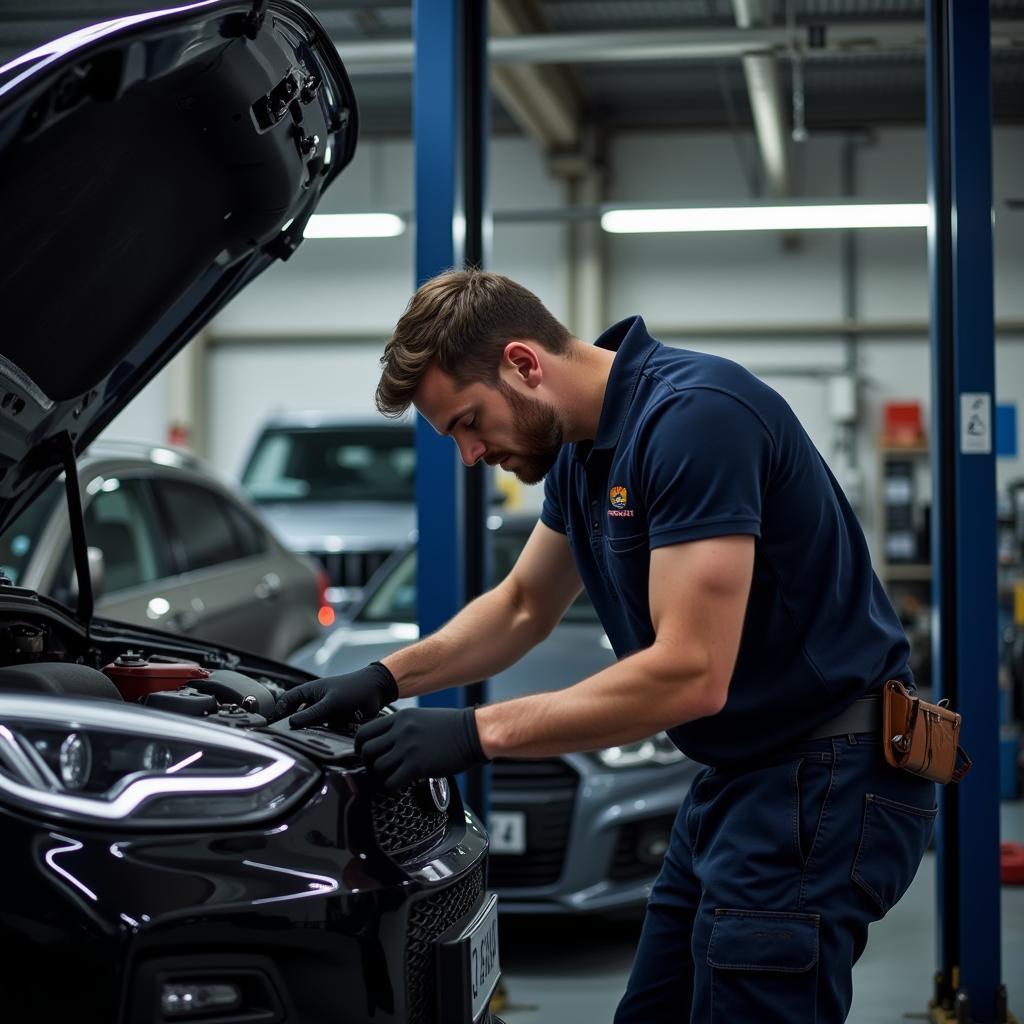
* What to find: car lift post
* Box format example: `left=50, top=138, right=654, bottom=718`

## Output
left=413, top=0, right=492, bottom=820
left=925, top=2, right=1007, bottom=1021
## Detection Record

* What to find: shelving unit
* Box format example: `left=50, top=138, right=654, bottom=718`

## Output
left=876, top=443, right=932, bottom=589
left=876, top=443, right=932, bottom=691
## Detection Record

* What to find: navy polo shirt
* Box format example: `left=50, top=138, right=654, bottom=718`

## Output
left=540, top=316, right=912, bottom=767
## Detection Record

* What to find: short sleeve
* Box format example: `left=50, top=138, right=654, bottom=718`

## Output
left=540, top=453, right=567, bottom=535
left=637, top=388, right=774, bottom=549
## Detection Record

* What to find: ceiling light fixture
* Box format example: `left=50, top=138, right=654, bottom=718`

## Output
left=303, top=213, right=405, bottom=238
left=600, top=203, right=930, bottom=234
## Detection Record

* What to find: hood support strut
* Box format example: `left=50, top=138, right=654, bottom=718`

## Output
left=57, top=432, right=93, bottom=632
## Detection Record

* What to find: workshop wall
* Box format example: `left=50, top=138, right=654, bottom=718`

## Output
left=101, top=125, right=1024, bottom=556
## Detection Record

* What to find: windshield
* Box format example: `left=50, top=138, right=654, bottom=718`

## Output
left=358, top=529, right=599, bottom=625
left=241, top=427, right=415, bottom=503
left=0, top=480, right=62, bottom=585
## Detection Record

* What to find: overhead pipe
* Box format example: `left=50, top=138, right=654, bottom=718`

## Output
left=334, top=22, right=1023, bottom=75
left=731, top=0, right=790, bottom=199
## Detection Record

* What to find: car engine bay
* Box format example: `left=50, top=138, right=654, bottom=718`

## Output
left=0, top=598, right=364, bottom=769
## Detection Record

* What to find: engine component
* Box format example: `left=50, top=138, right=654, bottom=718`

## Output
left=0, top=622, right=48, bottom=661
left=0, top=661, right=121, bottom=700
left=206, top=704, right=268, bottom=729
left=191, top=669, right=276, bottom=718
left=141, top=687, right=218, bottom=717
left=102, top=652, right=210, bottom=701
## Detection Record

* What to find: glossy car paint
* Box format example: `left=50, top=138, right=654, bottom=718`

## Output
left=0, top=685, right=489, bottom=1021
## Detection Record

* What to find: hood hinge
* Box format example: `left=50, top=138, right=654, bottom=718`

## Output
left=244, top=0, right=268, bottom=39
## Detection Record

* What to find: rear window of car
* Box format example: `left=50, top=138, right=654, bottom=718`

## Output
left=0, top=480, right=62, bottom=585
left=157, top=481, right=253, bottom=572
left=241, top=427, right=415, bottom=503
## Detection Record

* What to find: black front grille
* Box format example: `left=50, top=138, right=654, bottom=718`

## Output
left=488, top=757, right=578, bottom=888
left=406, top=865, right=485, bottom=1024
left=371, top=784, right=448, bottom=854
left=609, top=814, right=676, bottom=882
left=312, top=549, right=390, bottom=589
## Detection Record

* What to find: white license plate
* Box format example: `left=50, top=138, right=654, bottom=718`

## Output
left=436, top=892, right=501, bottom=1023
left=468, top=894, right=501, bottom=1020
left=489, top=811, right=526, bottom=854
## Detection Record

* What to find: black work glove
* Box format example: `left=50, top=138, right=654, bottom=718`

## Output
left=274, top=662, right=399, bottom=729
left=354, top=707, right=489, bottom=790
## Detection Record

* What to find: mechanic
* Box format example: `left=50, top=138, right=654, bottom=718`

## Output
left=276, top=269, right=937, bottom=1023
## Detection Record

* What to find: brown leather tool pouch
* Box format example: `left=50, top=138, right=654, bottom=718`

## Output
left=882, top=679, right=972, bottom=785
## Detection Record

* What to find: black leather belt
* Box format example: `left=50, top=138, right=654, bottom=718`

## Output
left=804, top=695, right=882, bottom=741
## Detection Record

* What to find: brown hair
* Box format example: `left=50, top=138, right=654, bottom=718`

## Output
left=375, top=269, right=572, bottom=417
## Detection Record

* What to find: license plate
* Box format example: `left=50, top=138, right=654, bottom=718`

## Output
left=489, top=811, right=526, bottom=854
left=436, top=892, right=501, bottom=1023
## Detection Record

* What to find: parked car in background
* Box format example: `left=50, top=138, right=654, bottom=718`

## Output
left=240, top=414, right=415, bottom=610
left=0, top=440, right=329, bottom=661
left=0, top=3, right=501, bottom=1021
left=291, top=514, right=700, bottom=915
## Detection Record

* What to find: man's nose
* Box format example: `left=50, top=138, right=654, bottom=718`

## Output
left=456, top=437, right=486, bottom=467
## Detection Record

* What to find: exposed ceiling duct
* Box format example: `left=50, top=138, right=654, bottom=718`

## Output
left=732, top=0, right=791, bottom=198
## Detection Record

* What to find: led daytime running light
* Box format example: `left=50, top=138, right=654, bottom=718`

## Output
left=0, top=694, right=301, bottom=822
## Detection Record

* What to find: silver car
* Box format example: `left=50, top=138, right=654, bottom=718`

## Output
left=291, top=514, right=700, bottom=915
left=239, top=414, right=415, bottom=609
left=0, top=440, right=326, bottom=660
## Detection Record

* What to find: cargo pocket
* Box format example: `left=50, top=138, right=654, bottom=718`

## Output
left=707, top=909, right=819, bottom=1023
left=851, top=793, right=937, bottom=916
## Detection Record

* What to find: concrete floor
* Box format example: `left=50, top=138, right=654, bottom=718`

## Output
left=497, top=802, right=1024, bottom=1024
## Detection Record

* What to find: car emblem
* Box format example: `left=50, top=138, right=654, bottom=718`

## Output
left=426, top=777, right=451, bottom=813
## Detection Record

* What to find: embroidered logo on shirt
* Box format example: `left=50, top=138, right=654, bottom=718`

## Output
left=608, top=485, right=635, bottom=517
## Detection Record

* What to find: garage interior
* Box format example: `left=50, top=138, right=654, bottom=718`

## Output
left=1, top=1, right=1023, bottom=1022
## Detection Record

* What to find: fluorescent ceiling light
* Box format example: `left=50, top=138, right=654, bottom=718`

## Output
left=304, top=213, right=405, bottom=238
left=601, top=203, right=930, bottom=234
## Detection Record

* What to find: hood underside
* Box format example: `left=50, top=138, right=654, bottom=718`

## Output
left=0, top=0, right=357, bottom=532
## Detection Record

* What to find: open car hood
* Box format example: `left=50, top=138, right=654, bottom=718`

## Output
left=0, top=0, right=357, bottom=533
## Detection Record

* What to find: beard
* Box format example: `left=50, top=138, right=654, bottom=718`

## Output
left=495, top=380, right=564, bottom=484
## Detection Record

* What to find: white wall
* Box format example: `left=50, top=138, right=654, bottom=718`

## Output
left=100, top=124, right=1024, bottom=548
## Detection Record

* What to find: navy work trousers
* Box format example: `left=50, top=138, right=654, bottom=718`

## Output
left=614, top=733, right=937, bottom=1023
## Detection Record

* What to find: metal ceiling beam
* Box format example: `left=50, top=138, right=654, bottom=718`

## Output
left=334, top=21, right=1023, bottom=75
left=732, top=0, right=790, bottom=198
left=488, top=0, right=581, bottom=150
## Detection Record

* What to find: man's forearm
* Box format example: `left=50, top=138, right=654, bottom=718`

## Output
left=473, top=641, right=727, bottom=758
left=380, top=581, right=550, bottom=698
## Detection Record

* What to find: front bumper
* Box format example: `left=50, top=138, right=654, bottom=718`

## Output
left=0, top=762, right=493, bottom=1024
left=490, top=753, right=698, bottom=914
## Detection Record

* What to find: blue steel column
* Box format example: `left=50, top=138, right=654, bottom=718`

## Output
left=926, top=2, right=1003, bottom=1020
left=413, top=0, right=490, bottom=816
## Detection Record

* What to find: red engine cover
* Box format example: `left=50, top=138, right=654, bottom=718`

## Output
left=102, top=654, right=210, bottom=702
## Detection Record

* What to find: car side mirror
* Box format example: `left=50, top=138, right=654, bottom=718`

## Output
left=87, top=546, right=106, bottom=600
left=70, top=547, right=106, bottom=602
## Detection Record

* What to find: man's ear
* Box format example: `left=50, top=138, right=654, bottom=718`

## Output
left=502, top=341, right=542, bottom=387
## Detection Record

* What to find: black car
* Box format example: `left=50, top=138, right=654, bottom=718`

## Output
left=0, top=5, right=500, bottom=1023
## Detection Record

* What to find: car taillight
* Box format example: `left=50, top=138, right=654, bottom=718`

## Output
left=315, top=569, right=335, bottom=627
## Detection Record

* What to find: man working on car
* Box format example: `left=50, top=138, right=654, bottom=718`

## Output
left=276, top=269, right=936, bottom=1023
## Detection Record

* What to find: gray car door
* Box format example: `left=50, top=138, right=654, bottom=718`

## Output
left=150, top=478, right=287, bottom=655
left=46, top=476, right=198, bottom=634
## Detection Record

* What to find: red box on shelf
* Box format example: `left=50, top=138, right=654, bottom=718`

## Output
left=882, top=401, right=925, bottom=446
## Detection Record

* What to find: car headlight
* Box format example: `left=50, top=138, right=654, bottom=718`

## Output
left=0, top=694, right=316, bottom=827
left=594, top=731, right=686, bottom=769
